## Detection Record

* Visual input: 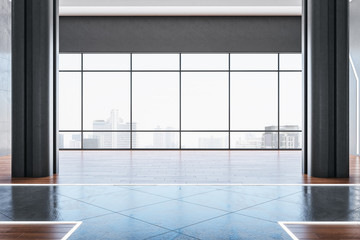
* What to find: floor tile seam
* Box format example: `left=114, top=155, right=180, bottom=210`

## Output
left=116, top=205, right=234, bottom=232
left=176, top=198, right=248, bottom=213
left=56, top=193, right=120, bottom=215
left=275, top=198, right=307, bottom=206
left=58, top=189, right=132, bottom=201
left=75, top=212, right=116, bottom=222
left=272, top=190, right=306, bottom=204
left=133, top=188, right=221, bottom=201
left=52, top=193, right=88, bottom=203
left=143, top=230, right=201, bottom=240
left=115, top=212, right=175, bottom=232
left=114, top=199, right=174, bottom=213
left=230, top=197, right=281, bottom=214
left=216, top=189, right=291, bottom=201
left=217, top=194, right=301, bottom=216
left=174, top=189, right=226, bottom=200
left=234, top=212, right=281, bottom=224
left=333, top=207, right=360, bottom=221
left=125, top=188, right=183, bottom=200
left=58, top=192, right=173, bottom=213
left=0, top=211, right=12, bottom=221
left=172, top=231, right=202, bottom=240
left=172, top=212, right=233, bottom=232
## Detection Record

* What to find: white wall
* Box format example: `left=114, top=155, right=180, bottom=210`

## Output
left=350, top=0, right=360, bottom=155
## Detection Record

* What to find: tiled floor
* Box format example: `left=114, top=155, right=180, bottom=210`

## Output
left=0, top=185, right=359, bottom=239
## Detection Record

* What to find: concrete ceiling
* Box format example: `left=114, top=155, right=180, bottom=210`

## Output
left=59, top=0, right=302, bottom=16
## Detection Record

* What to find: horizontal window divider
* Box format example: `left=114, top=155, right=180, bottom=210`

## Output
left=81, top=70, right=131, bottom=72
left=279, top=130, right=303, bottom=132
left=181, top=130, right=232, bottom=132
left=229, top=130, right=279, bottom=132
left=59, top=130, right=82, bottom=132
left=59, top=148, right=302, bottom=151
left=181, top=70, right=228, bottom=72
left=60, top=70, right=303, bottom=73
left=59, top=130, right=302, bottom=133
left=132, top=70, right=179, bottom=72
left=229, top=148, right=302, bottom=151
left=61, top=130, right=130, bottom=132
left=60, top=52, right=301, bottom=54
left=128, top=130, right=179, bottom=132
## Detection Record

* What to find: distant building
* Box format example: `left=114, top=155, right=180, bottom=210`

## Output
left=264, top=126, right=278, bottom=148
left=234, top=132, right=264, bottom=148
left=83, top=138, right=99, bottom=149
left=90, top=109, right=132, bottom=148
left=264, top=125, right=301, bottom=149
left=59, top=134, right=64, bottom=149
left=153, top=126, right=178, bottom=148
left=69, top=134, right=81, bottom=148
left=231, top=125, right=301, bottom=149
left=199, top=136, right=226, bottom=148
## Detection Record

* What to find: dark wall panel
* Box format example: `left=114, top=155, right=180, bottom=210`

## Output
left=0, top=0, right=11, bottom=157
left=60, top=16, right=301, bottom=53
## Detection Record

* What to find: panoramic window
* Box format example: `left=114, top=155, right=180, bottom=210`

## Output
left=59, top=53, right=302, bottom=150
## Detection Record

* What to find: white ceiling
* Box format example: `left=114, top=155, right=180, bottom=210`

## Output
left=59, top=0, right=302, bottom=16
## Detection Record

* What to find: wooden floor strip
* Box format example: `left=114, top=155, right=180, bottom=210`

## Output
left=282, top=223, right=360, bottom=240
left=0, top=222, right=81, bottom=240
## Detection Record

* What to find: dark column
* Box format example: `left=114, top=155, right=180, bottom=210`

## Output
left=303, top=0, right=349, bottom=178
left=12, top=0, right=59, bottom=177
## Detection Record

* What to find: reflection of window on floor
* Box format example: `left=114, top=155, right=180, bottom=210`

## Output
left=59, top=53, right=302, bottom=150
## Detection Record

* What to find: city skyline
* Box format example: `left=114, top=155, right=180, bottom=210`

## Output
left=59, top=109, right=301, bottom=149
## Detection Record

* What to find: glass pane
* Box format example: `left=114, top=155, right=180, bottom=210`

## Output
left=231, top=132, right=278, bottom=149
left=83, top=132, right=130, bottom=149
left=132, top=54, right=179, bottom=70
left=59, top=73, right=81, bottom=130
left=59, top=54, right=81, bottom=70
left=280, top=72, right=302, bottom=130
left=280, top=132, right=302, bottom=149
left=231, top=54, right=278, bottom=70
left=132, top=72, right=179, bottom=130
left=231, top=72, right=278, bottom=130
left=83, top=54, right=130, bottom=70
left=132, top=132, right=179, bottom=149
left=83, top=72, right=130, bottom=130
left=181, top=54, right=228, bottom=70
left=59, top=132, right=81, bottom=149
left=181, top=132, right=228, bottom=149
left=280, top=53, right=302, bottom=70
left=182, top=72, right=228, bottom=130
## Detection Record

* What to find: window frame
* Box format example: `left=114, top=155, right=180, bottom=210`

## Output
left=59, top=52, right=302, bottom=150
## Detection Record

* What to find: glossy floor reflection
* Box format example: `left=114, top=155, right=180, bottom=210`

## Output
left=0, top=185, right=359, bottom=239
